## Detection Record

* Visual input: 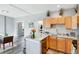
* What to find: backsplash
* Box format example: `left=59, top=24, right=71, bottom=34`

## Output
left=43, top=24, right=77, bottom=37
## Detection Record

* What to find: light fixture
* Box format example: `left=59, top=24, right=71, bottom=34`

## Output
left=1, top=10, right=8, bottom=13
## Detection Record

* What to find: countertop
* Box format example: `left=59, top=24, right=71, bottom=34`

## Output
left=25, top=32, right=77, bottom=42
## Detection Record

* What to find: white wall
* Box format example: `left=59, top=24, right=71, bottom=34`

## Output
left=15, top=12, right=46, bottom=37
left=0, top=15, right=15, bottom=36
left=14, top=8, right=77, bottom=37
left=50, top=8, right=76, bottom=17
left=0, top=15, right=4, bottom=36
left=6, top=17, right=15, bottom=36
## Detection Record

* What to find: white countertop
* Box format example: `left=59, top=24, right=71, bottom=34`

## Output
left=25, top=33, right=49, bottom=42
left=25, top=32, right=77, bottom=42
left=57, top=35, right=77, bottom=40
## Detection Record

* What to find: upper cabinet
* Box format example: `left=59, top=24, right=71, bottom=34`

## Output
left=43, top=18, right=51, bottom=27
left=65, top=16, right=77, bottom=29
left=43, top=16, right=77, bottom=29
left=77, top=16, right=79, bottom=24
left=57, top=17, right=64, bottom=24
left=72, top=16, right=77, bottom=29
left=43, top=17, right=64, bottom=27
left=65, top=16, right=72, bottom=29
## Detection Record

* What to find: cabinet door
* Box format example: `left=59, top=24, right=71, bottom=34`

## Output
left=65, top=16, right=72, bottom=29
left=65, top=38, right=72, bottom=54
left=57, top=38, right=65, bottom=52
left=43, top=19, right=50, bottom=27
left=51, top=18, right=57, bottom=24
left=77, top=40, right=79, bottom=54
left=72, top=16, right=77, bottom=29
left=49, top=36, right=57, bottom=50
left=77, top=16, right=79, bottom=24
left=41, top=37, right=48, bottom=54
left=57, top=17, right=64, bottom=24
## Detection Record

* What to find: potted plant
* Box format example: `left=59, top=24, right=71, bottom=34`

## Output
left=31, top=28, right=36, bottom=39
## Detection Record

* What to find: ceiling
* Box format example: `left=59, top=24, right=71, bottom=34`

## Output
left=0, top=4, right=77, bottom=18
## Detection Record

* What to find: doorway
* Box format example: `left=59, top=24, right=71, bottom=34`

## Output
left=17, top=22, right=24, bottom=37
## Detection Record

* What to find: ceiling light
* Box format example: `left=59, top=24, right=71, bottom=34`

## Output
left=57, top=5, right=60, bottom=8
left=1, top=10, right=8, bottom=13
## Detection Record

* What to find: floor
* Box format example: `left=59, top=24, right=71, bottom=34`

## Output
left=0, top=36, right=67, bottom=54
left=0, top=36, right=24, bottom=54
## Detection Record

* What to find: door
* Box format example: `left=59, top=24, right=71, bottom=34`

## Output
left=17, top=22, right=24, bottom=37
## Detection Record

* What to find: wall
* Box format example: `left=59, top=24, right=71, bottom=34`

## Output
left=15, top=12, right=46, bottom=37
left=50, top=8, right=76, bottom=17
left=6, top=16, right=15, bottom=36
left=0, top=15, right=15, bottom=36
left=0, top=15, right=4, bottom=36
left=15, top=8, right=77, bottom=37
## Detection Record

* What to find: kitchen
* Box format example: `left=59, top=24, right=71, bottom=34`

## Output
left=24, top=4, right=78, bottom=54
left=0, top=4, right=78, bottom=54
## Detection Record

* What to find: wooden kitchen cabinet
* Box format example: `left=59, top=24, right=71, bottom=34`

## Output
left=57, top=38, right=66, bottom=52
left=77, top=16, right=79, bottom=25
left=72, top=16, right=77, bottom=29
left=57, top=17, right=64, bottom=24
left=65, top=38, right=72, bottom=54
left=49, top=36, right=57, bottom=50
left=65, top=16, right=72, bottom=29
left=51, top=18, right=57, bottom=24
left=77, top=40, right=79, bottom=54
left=41, top=37, right=49, bottom=54
left=43, top=19, right=50, bottom=27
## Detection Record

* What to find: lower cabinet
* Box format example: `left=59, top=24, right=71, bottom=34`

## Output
left=41, top=37, right=49, bottom=54
left=77, top=40, right=79, bottom=54
left=57, top=38, right=65, bottom=52
left=48, top=36, right=72, bottom=53
left=49, top=36, right=57, bottom=50
left=41, top=35, right=72, bottom=54
left=65, top=38, right=72, bottom=54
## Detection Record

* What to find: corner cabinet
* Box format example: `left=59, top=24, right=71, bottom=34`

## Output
left=49, top=36, right=57, bottom=50
left=41, top=36, right=49, bottom=54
